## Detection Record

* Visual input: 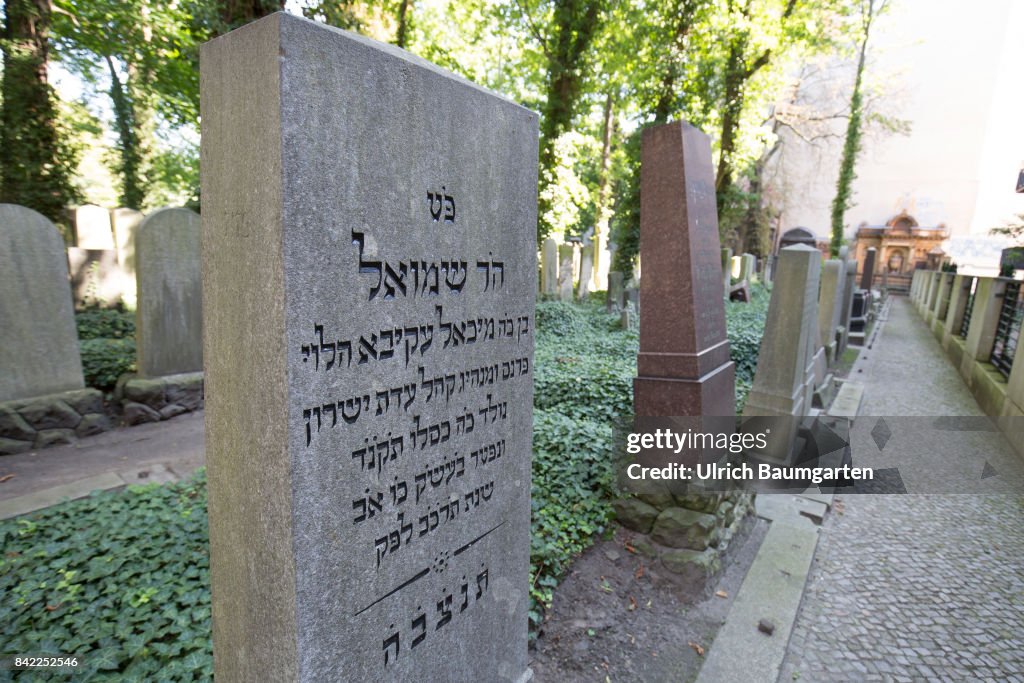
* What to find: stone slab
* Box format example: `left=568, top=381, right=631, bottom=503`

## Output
left=73, top=204, right=114, bottom=249
left=201, top=13, right=536, bottom=682
left=696, top=501, right=821, bottom=683
left=0, top=204, right=85, bottom=402
left=67, top=247, right=126, bottom=308
left=136, top=207, right=203, bottom=376
left=0, top=472, right=124, bottom=520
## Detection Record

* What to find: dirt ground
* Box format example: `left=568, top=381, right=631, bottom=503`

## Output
left=529, top=518, right=768, bottom=683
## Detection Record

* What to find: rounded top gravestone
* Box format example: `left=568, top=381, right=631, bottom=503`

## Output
left=0, top=204, right=85, bottom=401
left=135, top=207, right=203, bottom=377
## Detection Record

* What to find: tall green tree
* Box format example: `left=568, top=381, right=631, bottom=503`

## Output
left=1, top=0, right=80, bottom=222
left=829, top=0, right=887, bottom=256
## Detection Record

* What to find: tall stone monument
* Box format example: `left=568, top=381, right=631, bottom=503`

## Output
left=0, top=205, right=85, bottom=401
left=112, top=207, right=144, bottom=308
left=633, top=121, right=734, bottom=417
left=721, top=247, right=733, bottom=296
left=743, top=245, right=821, bottom=460
left=136, top=208, right=203, bottom=377
left=557, top=243, right=574, bottom=300
left=838, top=258, right=858, bottom=355
left=202, top=14, right=536, bottom=682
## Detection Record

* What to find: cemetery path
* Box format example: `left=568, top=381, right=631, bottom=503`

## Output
left=0, top=411, right=204, bottom=513
left=778, top=296, right=1024, bottom=682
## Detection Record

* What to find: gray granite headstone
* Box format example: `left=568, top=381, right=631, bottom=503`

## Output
left=838, top=258, right=858, bottom=354
left=721, top=247, right=733, bottom=295
left=74, top=204, right=114, bottom=249
left=201, top=13, right=536, bottom=683
left=67, top=248, right=125, bottom=308
left=557, top=243, right=574, bottom=300
left=111, top=207, right=144, bottom=308
left=135, top=207, right=202, bottom=377
left=577, top=241, right=594, bottom=300
left=743, top=245, right=820, bottom=460
left=739, top=253, right=756, bottom=282
left=817, top=259, right=844, bottom=363
left=607, top=271, right=624, bottom=311
left=0, top=204, right=85, bottom=401
left=540, top=237, right=558, bottom=295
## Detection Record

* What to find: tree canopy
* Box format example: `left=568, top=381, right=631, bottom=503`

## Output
left=1, top=0, right=900, bottom=263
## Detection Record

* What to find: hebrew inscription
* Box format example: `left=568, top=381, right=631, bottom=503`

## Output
left=289, top=186, right=533, bottom=674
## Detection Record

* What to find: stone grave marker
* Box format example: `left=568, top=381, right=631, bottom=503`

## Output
left=0, top=204, right=85, bottom=402
left=743, top=244, right=821, bottom=460
left=577, top=240, right=594, bottom=300
left=557, top=243, right=574, bottom=300
left=112, top=207, right=144, bottom=307
left=838, top=258, right=857, bottom=355
left=201, top=14, right=537, bottom=682
left=818, top=259, right=844, bottom=364
left=74, top=204, right=115, bottom=249
left=860, top=246, right=877, bottom=291
left=721, top=247, right=733, bottom=295
left=67, top=248, right=125, bottom=308
left=633, top=121, right=734, bottom=417
left=607, top=271, right=624, bottom=311
left=540, top=237, right=558, bottom=295
left=136, top=207, right=203, bottom=377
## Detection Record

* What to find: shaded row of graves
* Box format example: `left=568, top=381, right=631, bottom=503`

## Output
left=0, top=204, right=203, bottom=454
left=910, top=269, right=1024, bottom=456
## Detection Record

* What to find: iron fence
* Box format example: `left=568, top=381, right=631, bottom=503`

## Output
left=991, top=280, right=1022, bottom=379
left=959, top=277, right=978, bottom=339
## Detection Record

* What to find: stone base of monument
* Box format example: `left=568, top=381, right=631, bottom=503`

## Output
left=614, top=489, right=757, bottom=596
left=812, top=373, right=837, bottom=410
left=0, top=388, right=112, bottom=454
left=116, top=372, right=204, bottom=425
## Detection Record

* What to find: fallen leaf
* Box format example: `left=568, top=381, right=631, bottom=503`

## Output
left=715, top=590, right=728, bottom=598
left=634, top=563, right=645, bottom=580
left=0, top=474, right=14, bottom=483
left=687, top=641, right=705, bottom=656
left=45, top=603, right=61, bottom=612
left=624, top=543, right=637, bottom=554
left=628, top=595, right=637, bottom=611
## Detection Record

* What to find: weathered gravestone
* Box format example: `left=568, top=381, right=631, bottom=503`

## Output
left=721, top=247, right=733, bottom=295
left=557, top=243, right=574, bottom=300
left=577, top=240, right=594, bottom=300
left=73, top=204, right=114, bottom=250
left=633, top=121, right=734, bottom=417
left=838, top=258, right=857, bottom=355
left=860, top=246, right=877, bottom=291
left=67, top=248, right=125, bottom=308
left=135, top=208, right=203, bottom=377
left=607, top=271, right=624, bottom=311
left=818, top=259, right=844, bottom=364
left=201, top=14, right=536, bottom=682
left=540, top=237, right=558, bottom=295
left=0, top=205, right=85, bottom=401
left=743, top=245, right=820, bottom=461
left=739, top=253, right=756, bottom=282
left=111, top=207, right=144, bottom=308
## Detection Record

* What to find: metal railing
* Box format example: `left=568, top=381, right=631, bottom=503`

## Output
left=990, top=280, right=1022, bottom=379
left=959, top=277, right=978, bottom=339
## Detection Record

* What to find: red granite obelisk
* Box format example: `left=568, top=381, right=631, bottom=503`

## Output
left=633, top=121, right=735, bottom=417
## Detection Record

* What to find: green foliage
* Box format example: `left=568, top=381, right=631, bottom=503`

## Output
left=609, top=129, right=641, bottom=280
left=80, top=339, right=136, bottom=391
left=724, top=283, right=771, bottom=411
left=0, top=0, right=83, bottom=224
left=76, top=308, right=135, bottom=340
left=529, top=409, right=615, bottom=632
left=0, top=472, right=212, bottom=682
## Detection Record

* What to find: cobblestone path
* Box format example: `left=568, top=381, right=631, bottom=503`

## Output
left=779, top=297, right=1024, bottom=682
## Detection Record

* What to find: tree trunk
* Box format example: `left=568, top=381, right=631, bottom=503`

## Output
left=0, top=0, right=79, bottom=223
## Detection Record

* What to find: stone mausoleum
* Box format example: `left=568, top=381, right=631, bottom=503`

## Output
left=853, top=211, right=948, bottom=277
